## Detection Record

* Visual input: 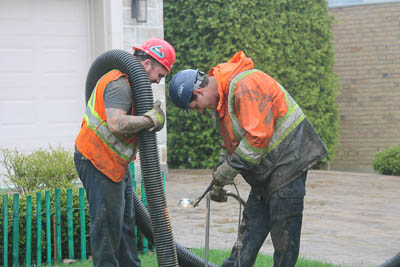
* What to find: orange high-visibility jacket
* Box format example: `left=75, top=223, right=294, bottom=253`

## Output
left=75, top=70, right=138, bottom=182
left=210, top=52, right=328, bottom=199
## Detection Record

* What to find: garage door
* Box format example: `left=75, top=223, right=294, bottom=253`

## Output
left=0, top=1, right=90, bottom=155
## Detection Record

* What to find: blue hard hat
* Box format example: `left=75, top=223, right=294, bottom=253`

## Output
left=168, top=69, right=205, bottom=112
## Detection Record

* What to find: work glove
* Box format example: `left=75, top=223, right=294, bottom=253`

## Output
left=212, top=160, right=239, bottom=186
left=210, top=184, right=228, bottom=203
left=144, top=100, right=165, bottom=132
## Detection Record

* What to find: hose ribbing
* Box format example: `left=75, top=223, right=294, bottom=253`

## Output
left=379, top=252, right=400, bottom=267
left=133, top=189, right=218, bottom=267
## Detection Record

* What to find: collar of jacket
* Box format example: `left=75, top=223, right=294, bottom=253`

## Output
left=209, top=51, right=254, bottom=118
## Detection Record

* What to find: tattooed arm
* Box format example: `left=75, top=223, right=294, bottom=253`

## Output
left=106, top=107, right=153, bottom=135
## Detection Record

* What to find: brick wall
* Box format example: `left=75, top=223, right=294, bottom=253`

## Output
left=329, top=2, right=400, bottom=172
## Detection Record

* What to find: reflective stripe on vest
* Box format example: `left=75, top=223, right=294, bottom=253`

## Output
left=228, top=69, right=305, bottom=165
left=84, top=82, right=136, bottom=162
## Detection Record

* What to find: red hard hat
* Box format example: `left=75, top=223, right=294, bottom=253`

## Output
left=133, top=38, right=176, bottom=72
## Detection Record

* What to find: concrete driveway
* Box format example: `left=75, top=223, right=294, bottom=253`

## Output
left=162, top=169, right=400, bottom=267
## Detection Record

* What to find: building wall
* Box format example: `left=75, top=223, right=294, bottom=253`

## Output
left=122, top=0, right=168, bottom=175
left=0, top=0, right=167, bottom=188
left=329, top=2, right=400, bottom=172
left=0, top=0, right=92, bottom=188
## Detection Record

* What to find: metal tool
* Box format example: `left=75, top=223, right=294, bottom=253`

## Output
left=178, top=180, right=246, bottom=267
left=192, top=180, right=215, bottom=207
left=177, top=198, right=194, bottom=208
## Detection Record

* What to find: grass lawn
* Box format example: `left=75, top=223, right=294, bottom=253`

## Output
left=56, top=248, right=344, bottom=267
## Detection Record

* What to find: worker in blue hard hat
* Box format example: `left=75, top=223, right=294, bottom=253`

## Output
left=168, top=51, right=328, bottom=267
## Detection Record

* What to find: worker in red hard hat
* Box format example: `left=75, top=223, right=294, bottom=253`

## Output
left=133, top=38, right=176, bottom=72
left=74, top=38, right=175, bottom=267
left=132, top=38, right=176, bottom=83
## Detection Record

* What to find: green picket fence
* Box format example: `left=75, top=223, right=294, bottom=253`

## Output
left=1, top=163, right=163, bottom=266
left=1, top=188, right=86, bottom=267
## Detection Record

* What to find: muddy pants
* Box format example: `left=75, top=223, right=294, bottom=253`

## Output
left=221, top=172, right=307, bottom=267
left=74, top=149, right=141, bottom=267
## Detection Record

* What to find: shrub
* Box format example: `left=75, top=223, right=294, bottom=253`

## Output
left=0, top=146, right=78, bottom=193
left=164, top=0, right=340, bottom=168
left=373, top=145, right=400, bottom=176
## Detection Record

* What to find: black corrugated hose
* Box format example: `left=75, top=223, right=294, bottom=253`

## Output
left=379, top=252, right=400, bottom=267
left=85, top=49, right=217, bottom=267
left=133, top=189, right=218, bottom=267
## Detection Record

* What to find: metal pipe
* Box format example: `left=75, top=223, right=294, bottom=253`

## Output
left=205, top=192, right=211, bottom=267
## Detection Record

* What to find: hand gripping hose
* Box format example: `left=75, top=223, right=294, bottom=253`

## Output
left=85, top=49, right=217, bottom=267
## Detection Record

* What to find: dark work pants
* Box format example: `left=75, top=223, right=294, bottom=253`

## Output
left=74, top=150, right=141, bottom=267
left=222, top=172, right=307, bottom=267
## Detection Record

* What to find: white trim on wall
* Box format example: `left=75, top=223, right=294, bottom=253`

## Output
left=107, top=0, right=123, bottom=50
left=90, top=0, right=106, bottom=59
left=90, top=0, right=123, bottom=59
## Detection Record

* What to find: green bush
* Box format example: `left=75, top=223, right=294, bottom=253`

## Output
left=373, top=145, right=400, bottom=176
left=0, top=146, right=78, bottom=193
left=0, top=188, right=91, bottom=265
left=165, top=0, right=340, bottom=168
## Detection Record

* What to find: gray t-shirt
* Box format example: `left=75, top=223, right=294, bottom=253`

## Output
left=104, top=77, right=133, bottom=114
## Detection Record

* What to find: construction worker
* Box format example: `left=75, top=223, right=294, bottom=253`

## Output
left=168, top=51, right=328, bottom=267
left=74, top=38, right=175, bottom=267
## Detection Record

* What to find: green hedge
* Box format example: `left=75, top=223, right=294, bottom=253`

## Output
left=165, top=0, right=340, bottom=168
left=373, top=145, right=400, bottom=176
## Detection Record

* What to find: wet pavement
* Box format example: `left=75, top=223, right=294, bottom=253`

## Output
left=159, top=169, right=400, bottom=267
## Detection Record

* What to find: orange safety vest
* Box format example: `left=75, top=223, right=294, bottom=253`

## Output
left=75, top=70, right=138, bottom=182
left=211, top=52, right=327, bottom=201
left=211, top=52, right=304, bottom=166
